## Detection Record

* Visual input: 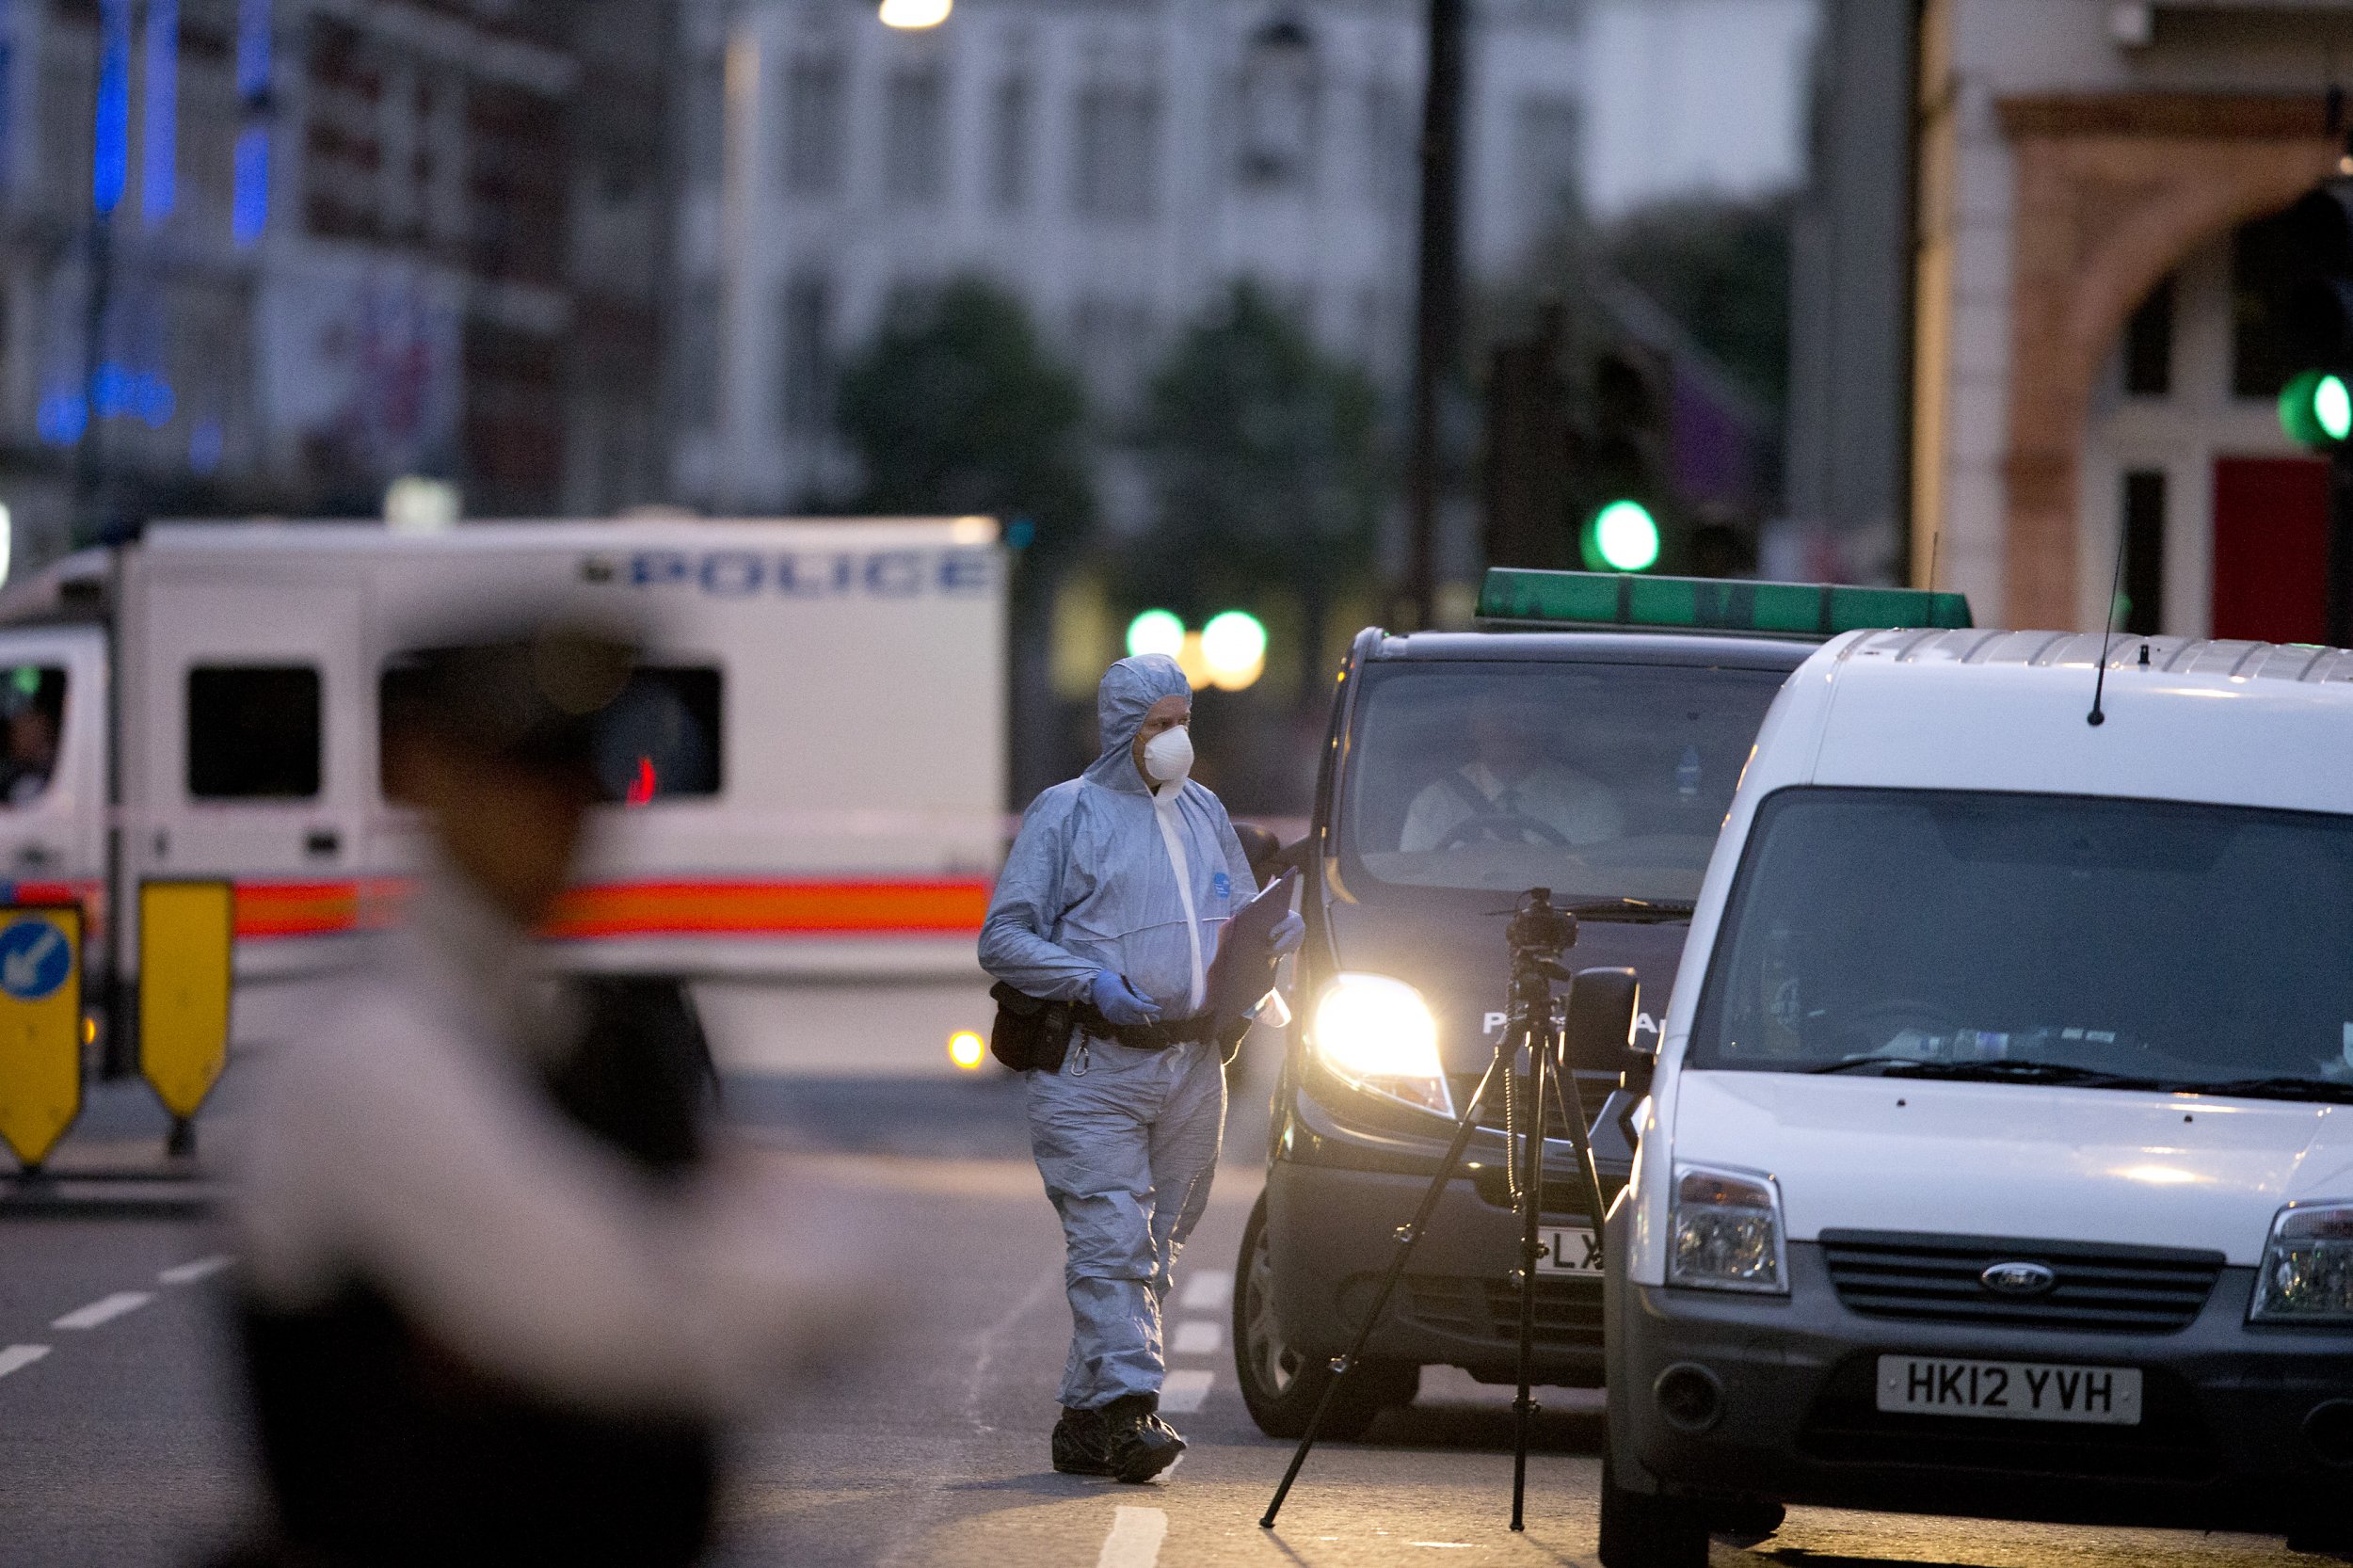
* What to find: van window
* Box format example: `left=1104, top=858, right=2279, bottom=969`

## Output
left=1340, top=662, right=1786, bottom=900
left=376, top=664, right=723, bottom=805
left=1689, top=787, right=2353, bottom=1093
left=0, top=665, right=68, bottom=807
left=188, top=665, right=323, bottom=799
left=594, top=666, right=724, bottom=804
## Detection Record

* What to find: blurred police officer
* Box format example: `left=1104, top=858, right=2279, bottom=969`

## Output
left=980, top=654, right=1302, bottom=1482
left=227, top=617, right=857, bottom=1568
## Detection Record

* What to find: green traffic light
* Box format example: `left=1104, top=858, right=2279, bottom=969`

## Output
left=2281, top=370, right=2353, bottom=449
left=1583, top=500, right=1661, bottom=573
left=1126, top=608, right=1184, bottom=659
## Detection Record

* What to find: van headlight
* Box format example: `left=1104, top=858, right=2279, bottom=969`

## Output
left=1311, top=973, right=1454, bottom=1117
left=2251, top=1202, right=2353, bottom=1321
left=1669, top=1164, right=1788, bottom=1294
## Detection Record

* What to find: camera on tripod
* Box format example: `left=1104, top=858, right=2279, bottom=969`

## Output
left=1505, top=887, right=1579, bottom=968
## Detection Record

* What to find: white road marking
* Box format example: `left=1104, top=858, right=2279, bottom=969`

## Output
left=0, top=1345, right=50, bottom=1380
left=1159, top=1368, right=1213, bottom=1413
left=1170, top=1318, right=1223, bottom=1355
left=159, top=1255, right=234, bottom=1286
left=1177, top=1269, right=1232, bottom=1311
left=1096, top=1505, right=1168, bottom=1568
left=53, top=1291, right=153, bottom=1330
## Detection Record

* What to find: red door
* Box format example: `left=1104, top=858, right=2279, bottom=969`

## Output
left=2212, top=456, right=2329, bottom=643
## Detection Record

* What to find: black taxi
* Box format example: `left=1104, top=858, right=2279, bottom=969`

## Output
left=1234, top=568, right=1974, bottom=1438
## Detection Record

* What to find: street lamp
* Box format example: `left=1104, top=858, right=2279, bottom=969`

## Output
left=879, top=0, right=951, bottom=28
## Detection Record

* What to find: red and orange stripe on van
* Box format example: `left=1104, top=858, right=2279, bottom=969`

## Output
left=229, top=876, right=992, bottom=941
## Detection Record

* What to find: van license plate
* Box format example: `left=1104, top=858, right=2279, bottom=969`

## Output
left=1876, top=1356, right=2140, bottom=1425
left=1536, top=1226, right=1603, bottom=1275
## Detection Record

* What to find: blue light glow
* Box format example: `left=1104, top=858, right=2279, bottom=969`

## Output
left=142, top=0, right=178, bottom=224
left=93, top=0, right=130, bottom=214
left=236, top=0, right=271, bottom=98
left=232, top=126, right=267, bottom=246
left=37, top=392, right=88, bottom=446
left=87, top=363, right=175, bottom=427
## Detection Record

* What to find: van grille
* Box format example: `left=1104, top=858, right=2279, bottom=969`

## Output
left=1820, top=1231, right=2223, bottom=1334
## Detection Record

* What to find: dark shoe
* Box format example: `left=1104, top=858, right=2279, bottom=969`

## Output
left=1051, top=1406, right=1113, bottom=1476
left=1102, top=1393, right=1186, bottom=1483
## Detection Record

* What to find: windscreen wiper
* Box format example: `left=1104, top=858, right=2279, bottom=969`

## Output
left=2175, top=1075, right=2353, bottom=1105
left=1806, top=1056, right=2169, bottom=1090
left=1561, top=897, right=1696, bottom=924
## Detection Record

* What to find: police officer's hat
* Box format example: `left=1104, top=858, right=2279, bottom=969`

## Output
left=383, top=614, right=640, bottom=782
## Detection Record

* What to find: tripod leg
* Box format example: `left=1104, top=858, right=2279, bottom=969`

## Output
left=1259, top=1049, right=1506, bottom=1530
left=1511, top=1026, right=1545, bottom=1531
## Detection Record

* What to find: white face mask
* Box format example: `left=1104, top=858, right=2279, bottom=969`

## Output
left=1143, top=724, right=1194, bottom=786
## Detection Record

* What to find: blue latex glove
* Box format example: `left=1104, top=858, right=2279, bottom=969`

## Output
left=1089, top=970, right=1162, bottom=1026
left=1267, top=910, right=1306, bottom=957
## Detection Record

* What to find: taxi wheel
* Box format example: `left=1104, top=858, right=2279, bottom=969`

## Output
left=1233, top=1194, right=1418, bottom=1440
left=1597, top=1453, right=1709, bottom=1568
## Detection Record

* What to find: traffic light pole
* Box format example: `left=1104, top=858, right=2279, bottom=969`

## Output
left=1404, top=0, right=1465, bottom=631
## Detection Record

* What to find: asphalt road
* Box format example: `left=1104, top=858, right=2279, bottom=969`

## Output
left=0, top=1062, right=2339, bottom=1568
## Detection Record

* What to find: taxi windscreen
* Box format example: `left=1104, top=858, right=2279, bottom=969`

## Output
left=1689, top=787, right=2353, bottom=1092
left=1340, top=662, right=1785, bottom=899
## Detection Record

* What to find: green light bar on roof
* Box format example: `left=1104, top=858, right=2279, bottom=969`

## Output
left=1478, top=568, right=1973, bottom=637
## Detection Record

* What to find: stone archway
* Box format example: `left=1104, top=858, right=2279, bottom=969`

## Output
left=1996, top=93, right=2338, bottom=630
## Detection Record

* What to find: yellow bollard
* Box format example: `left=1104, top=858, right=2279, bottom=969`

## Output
left=139, top=881, right=234, bottom=1133
left=0, top=905, right=84, bottom=1171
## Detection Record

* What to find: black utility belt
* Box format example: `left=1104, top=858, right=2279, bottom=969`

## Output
left=1078, top=1009, right=1221, bottom=1052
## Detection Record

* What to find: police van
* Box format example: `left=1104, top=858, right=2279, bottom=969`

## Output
left=0, top=518, right=1005, bottom=1068
left=1237, top=568, right=1971, bottom=1440
left=1601, top=629, right=2353, bottom=1564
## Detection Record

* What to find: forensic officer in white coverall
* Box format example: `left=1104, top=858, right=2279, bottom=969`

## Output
left=979, top=653, right=1303, bottom=1482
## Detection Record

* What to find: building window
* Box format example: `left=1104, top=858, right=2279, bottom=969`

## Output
left=2120, top=470, right=2166, bottom=636
left=1071, top=297, right=1155, bottom=419
left=990, top=74, right=1031, bottom=211
left=1360, top=82, right=1413, bottom=213
left=778, top=271, right=832, bottom=434
left=1071, top=84, right=1160, bottom=223
left=187, top=665, right=321, bottom=800
left=680, top=280, right=721, bottom=431
left=884, top=65, right=946, bottom=206
left=1236, top=18, right=1316, bottom=189
left=2122, top=274, right=2173, bottom=398
left=685, top=52, right=726, bottom=186
left=1514, top=95, right=1581, bottom=234
left=780, top=54, right=846, bottom=198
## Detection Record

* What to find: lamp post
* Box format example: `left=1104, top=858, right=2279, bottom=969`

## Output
left=1405, top=0, right=1465, bottom=630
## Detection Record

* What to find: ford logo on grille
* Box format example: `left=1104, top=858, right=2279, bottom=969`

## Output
left=1979, top=1260, right=2058, bottom=1296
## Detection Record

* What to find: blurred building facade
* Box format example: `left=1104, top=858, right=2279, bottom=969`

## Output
left=675, top=0, right=1605, bottom=513
left=0, top=0, right=673, bottom=569
left=1896, top=0, right=2344, bottom=633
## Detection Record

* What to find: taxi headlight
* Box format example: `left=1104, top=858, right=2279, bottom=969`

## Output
left=2251, top=1202, right=2353, bottom=1322
left=1669, top=1164, right=1788, bottom=1294
left=1311, top=973, right=1454, bottom=1117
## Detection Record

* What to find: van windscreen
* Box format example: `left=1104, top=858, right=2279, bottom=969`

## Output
left=1341, top=662, right=1785, bottom=899
left=1689, top=787, right=2353, bottom=1094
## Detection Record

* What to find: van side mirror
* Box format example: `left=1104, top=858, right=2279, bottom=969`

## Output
left=1561, top=967, right=1641, bottom=1076
left=1278, top=836, right=1312, bottom=873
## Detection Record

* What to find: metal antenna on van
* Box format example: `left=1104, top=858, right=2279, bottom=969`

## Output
left=1926, top=530, right=1943, bottom=597
left=2088, top=520, right=2128, bottom=728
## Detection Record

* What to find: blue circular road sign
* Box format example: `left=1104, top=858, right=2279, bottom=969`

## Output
left=0, top=918, right=72, bottom=1002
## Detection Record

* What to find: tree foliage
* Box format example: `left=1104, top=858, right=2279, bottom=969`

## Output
left=1602, top=194, right=1794, bottom=412
left=834, top=279, right=1095, bottom=556
left=1137, top=281, right=1383, bottom=599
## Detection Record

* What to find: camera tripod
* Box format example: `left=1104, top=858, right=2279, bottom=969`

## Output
left=1259, top=889, right=1620, bottom=1533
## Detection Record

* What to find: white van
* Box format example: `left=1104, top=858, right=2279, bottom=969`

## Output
left=0, top=518, right=1005, bottom=1064
left=1598, top=629, right=2353, bottom=1564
